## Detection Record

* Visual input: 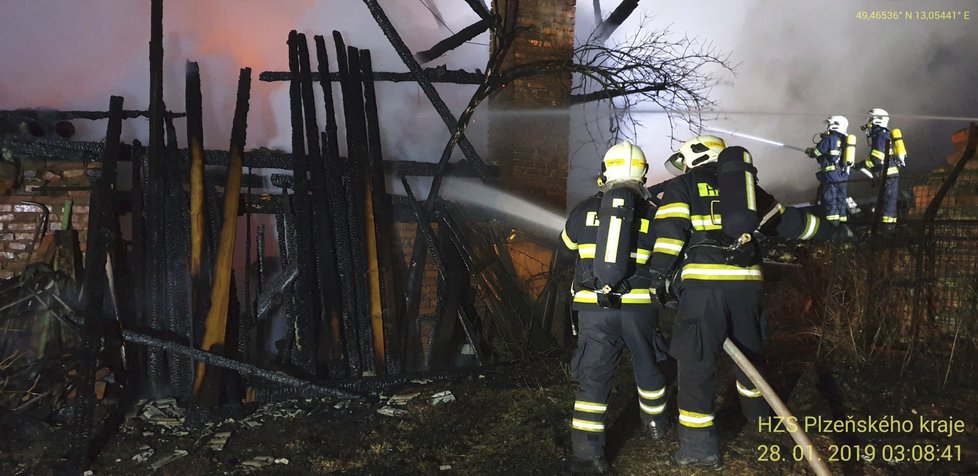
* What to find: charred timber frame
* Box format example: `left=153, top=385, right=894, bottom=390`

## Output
left=415, top=19, right=490, bottom=64
left=69, top=95, right=124, bottom=468
left=145, top=0, right=166, bottom=396
left=295, top=32, right=344, bottom=377
left=335, top=35, right=375, bottom=376
left=163, top=109, right=193, bottom=396
left=358, top=0, right=487, bottom=174
left=361, top=50, right=398, bottom=374
left=194, top=68, right=252, bottom=398
left=285, top=31, right=321, bottom=376
left=318, top=34, right=362, bottom=378
left=258, top=67, right=484, bottom=84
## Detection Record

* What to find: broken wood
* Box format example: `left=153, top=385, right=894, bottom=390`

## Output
left=194, top=68, right=251, bottom=397
left=258, top=66, right=484, bottom=84
left=284, top=31, right=320, bottom=376
left=415, top=19, right=490, bottom=64
left=123, top=331, right=365, bottom=401
left=186, top=61, right=206, bottom=279
left=594, top=0, right=640, bottom=44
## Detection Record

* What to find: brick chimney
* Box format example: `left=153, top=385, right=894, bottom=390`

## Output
left=488, top=0, right=576, bottom=211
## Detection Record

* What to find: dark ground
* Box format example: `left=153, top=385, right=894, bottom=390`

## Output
left=2, top=282, right=978, bottom=475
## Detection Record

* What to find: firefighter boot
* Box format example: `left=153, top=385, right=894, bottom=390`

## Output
left=646, top=416, right=673, bottom=441
left=671, top=425, right=721, bottom=468
left=566, top=456, right=611, bottom=475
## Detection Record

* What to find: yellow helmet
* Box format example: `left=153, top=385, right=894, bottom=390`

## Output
left=601, top=141, right=648, bottom=184
left=678, top=135, right=726, bottom=169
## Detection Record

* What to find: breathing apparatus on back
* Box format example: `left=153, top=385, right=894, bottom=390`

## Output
left=591, top=141, right=650, bottom=308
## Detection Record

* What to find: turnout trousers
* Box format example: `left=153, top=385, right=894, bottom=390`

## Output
left=882, top=173, right=899, bottom=224
left=670, top=287, right=769, bottom=460
left=820, top=170, right=849, bottom=222
left=570, top=308, right=668, bottom=460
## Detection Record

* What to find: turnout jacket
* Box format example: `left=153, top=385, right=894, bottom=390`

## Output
left=813, top=131, right=846, bottom=173
left=561, top=192, right=657, bottom=310
left=649, top=164, right=765, bottom=290
left=864, top=125, right=898, bottom=176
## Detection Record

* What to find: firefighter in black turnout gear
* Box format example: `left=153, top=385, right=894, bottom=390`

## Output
left=856, top=108, right=907, bottom=229
left=650, top=135, right=770, bottom=468
left=561, top=142, right=669, bottom=474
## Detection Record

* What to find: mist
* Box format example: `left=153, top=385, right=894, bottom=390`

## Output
left=573, top=0, right=978, bottom=205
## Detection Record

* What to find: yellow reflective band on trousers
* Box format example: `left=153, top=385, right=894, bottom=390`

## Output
left=640, top=401, right=667, bottom=415
left=829, top=149, right=841, bottom=156
left=799, top=213, right=820, bottom=240
left=886, top=166, right=899, bottom=175
left=653, top=237, right=684, bottom=256
left=736, top=381, right=763, bottom=398
left=871, top=149, right=885, bottom=160
left=561, top=229, right=578, bottom=250
left=679, top=409, right=714, bottom=428
left=681, top=263, right=763, bottom=281
left=574, top=400, right=608, bottom=413
left=655, top=203, right=690, bottom=220
left=882, top=216, right=897, bottom=223
left=637, top=386, right=666, bottom=400
left=826, top=214, right=841, bottom=222
left=823, top=165, right=836, bottom=171
left=572, top=418, right=605, bottom=432
left=573, top=289, right=654, bottom=304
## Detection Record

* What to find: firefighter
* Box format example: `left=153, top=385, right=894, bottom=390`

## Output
left=561, top=141, right=670, bottom=474
left=806, top=116, right=850, bottom=222
left=856, top=108, right=907, bottom=229
left=648, top=135, right=770, bottom=468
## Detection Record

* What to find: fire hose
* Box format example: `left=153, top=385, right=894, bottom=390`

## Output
left=724, top=338, right=832, bottom=476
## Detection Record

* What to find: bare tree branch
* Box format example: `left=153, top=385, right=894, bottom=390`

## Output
left=415, top=18, right=490, bottom=64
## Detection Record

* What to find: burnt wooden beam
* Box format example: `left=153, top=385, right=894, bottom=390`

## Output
left=122, top=330, right=366, bottom=401
left=258, top=66, right=484, bottom=84
left=594, top=0, right=640, bottom=44
left=361, top=49, right=398, bottom=375
left=315, top=36, right=359, bottom=377
left=296, top=32, right=343, bottom=377
left=144, top=0, right=167, bottom=397
left=163, top=109, right=193, bottom=396
left=415, top=19, right=490, bottom=64
left=0, top=109, right=185, bottom=121
left=462, top=0, right=492, bottom=22
left=68, top=95, right=124, bottom=469
left=194, top=68, right=252, bottom=400
left=359, top=0, right=487, bottom=172
left=284, top=31, right=320, bottom=376
left=187, top=62, right=206, bottom=280
left=329, top=33, right=364, bottom=377
left=337, top=38, right=375, bottom=376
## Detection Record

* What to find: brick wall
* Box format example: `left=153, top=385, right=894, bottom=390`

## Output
left=489, top=0, right=577, bottom=211
left=392, top=222, right=440, bottom=317
left=0, top=159, right=91, bottom=280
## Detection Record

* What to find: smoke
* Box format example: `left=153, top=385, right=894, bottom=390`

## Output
left=574, top=0, right=978, bottom=205
left=0, top=0, right=489, bottom=162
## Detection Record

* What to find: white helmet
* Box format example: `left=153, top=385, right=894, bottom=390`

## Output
left=866, top=108, right=889, bottom=128
left=678, top=135, right=726, bottom=170
left=601, top=141, right=648, bottom=184
left=826, top=115, right=848, bottom=134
